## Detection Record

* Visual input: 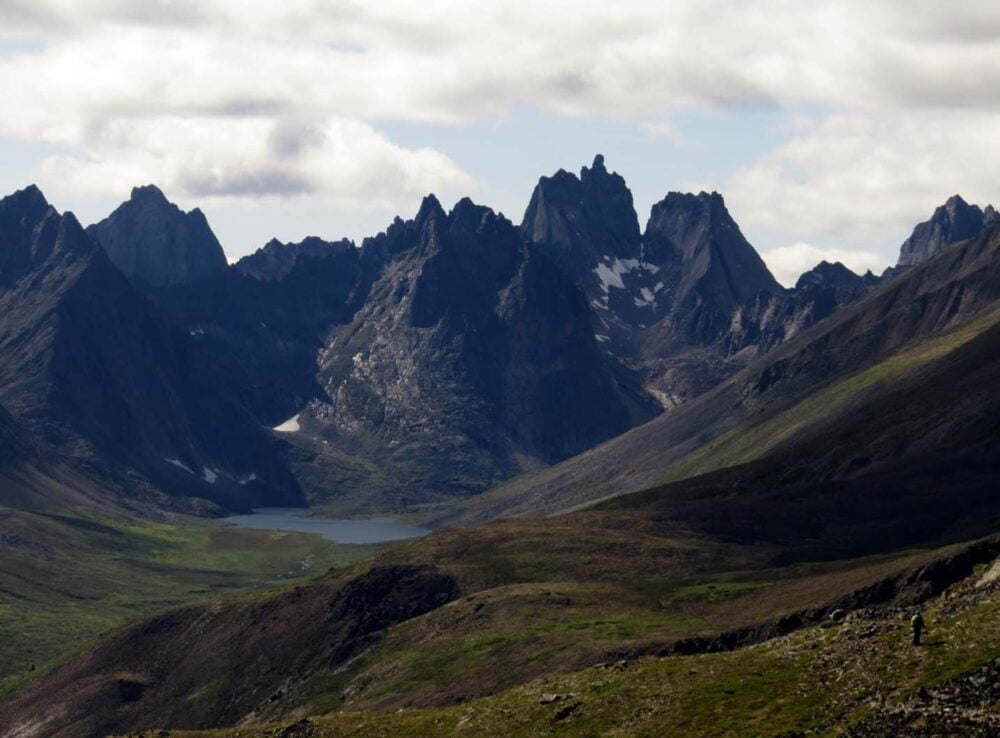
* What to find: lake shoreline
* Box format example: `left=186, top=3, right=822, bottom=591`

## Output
left=224, top=507, right=431, bottom=544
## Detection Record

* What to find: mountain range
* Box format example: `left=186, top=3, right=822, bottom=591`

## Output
left=3, top=155, right=947, bottom=516
left=2, top=156, right=1000, bottom=736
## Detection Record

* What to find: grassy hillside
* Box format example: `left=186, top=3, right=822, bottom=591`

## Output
left=657, top=305, right=1000, bottom=486
left=131, top=548, right=1000, bottom=737
left=0, top=507, right=376, bottom=695
left=5, top=499, right=994, bottom=737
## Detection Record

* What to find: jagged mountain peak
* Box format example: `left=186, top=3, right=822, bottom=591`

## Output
left=0, top=188, right=98, bottom=285
left=415, top=193, right=446, bottom=224
left=5, top=183, right=50, bottom=212
left=943, top=193, right=970, bottom=210
left=795, top=260, right=865, bottom=289
left=644, top=189, right=779, bottom=299
left=87, top=186, right=228, bottom=287
left=235, top=235, right=356, bottom=281
left=129, top=183, right=170, bottom=205
left=897, top=194, right=991, bottom=268
left=522, top=155, right=641, bottom=270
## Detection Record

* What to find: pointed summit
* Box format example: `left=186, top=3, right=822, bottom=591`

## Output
left=0, top=185, right=53, bottom=236
left=794, top=261, right=867, bottom=290
left=897, top=195, right=989, bottom=268
left=8, top=183, right=50, bottom=210
left=415, top=194, right=446, bottom=225
left=130, top=184, right=170, bottom=205
left=644, top=191, right=779, bottom=307
left=522, top=155, right=641, bottom=268
left=87, top=186, right=228, bottom=287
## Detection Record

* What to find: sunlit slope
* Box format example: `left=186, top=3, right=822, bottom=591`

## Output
left=130, top=540, right=1000, bottom=737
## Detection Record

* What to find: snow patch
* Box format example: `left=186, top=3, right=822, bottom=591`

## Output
left=239, top=473, right=257, bottom=486
left=595, top=334, right=610, bottom=343
left=202, top=467, right=218, bottom=484
left=593, top=257, right=657, bottom=294
left=634, top=287, right=656, bottom=307
left=594, top=261, right=625, bottom=292
left=165, top=458, right=193, bottom=474
left=274, top=414, right=301, bottom=433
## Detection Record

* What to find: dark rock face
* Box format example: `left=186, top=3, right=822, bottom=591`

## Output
left=137, top=190, right=658, bottom=509
left=235, top=235, right=355, bottom=281
left=2, top=162, right=915, bottom=513
left=0, top=186, right=300, bottom=511
left=87, top=185, right=228, bottom=286
left=521, top=161, right=836, bottom=409
left=304, top=196, right=658, bottom=505
left=897, top=195, right=991, bottom=267
left=729, top=261, right=879, bottom=354
left=643, top=191, right=783, bottom=345
left=152, top=236, right=365, bottom=424
left=522, top=154, right=642, bottom=273
left=521, top=156, right=648, bottom=352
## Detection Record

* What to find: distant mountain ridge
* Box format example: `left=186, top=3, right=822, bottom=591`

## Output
left=87, top=185, right=228, bottom=287
left=2, top=160, right=989, bottom=515
left=0, top=186, right=301, bottom=513
left=60, top=156, right=892, bottom=511
left=897, top=194, right=998, bottom=268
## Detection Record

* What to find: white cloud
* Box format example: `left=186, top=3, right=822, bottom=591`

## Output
left=37, top=116, right=471, bottom=209
left=2, top=0, right=1000, bottom=220
left=726, top=112, right=1000, bottom=245
left=760, top=242, right=890, bottom=287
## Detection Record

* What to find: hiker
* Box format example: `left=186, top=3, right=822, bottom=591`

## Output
left=911, top=610, right=925, bottom=645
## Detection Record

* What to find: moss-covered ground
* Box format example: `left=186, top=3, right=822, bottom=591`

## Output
left=0, top=506, right=375, bottom=694
left=139, top=563, right=1000, bottom=737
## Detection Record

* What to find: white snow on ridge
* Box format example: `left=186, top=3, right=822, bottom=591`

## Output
left=239, top=473, right=258, bottom=486
left=165, top=458, right=193, bottom=474
left=594, top=261, right=625, bottom=292
left=203, top=467, right=218, bottom=484
left=634, top=287, right=657, bottom=307
left=593, top=257, right=658, bottom=294
left=274, top=414, right=301, bottom=433
left=595, top=334, right=610, bottom=343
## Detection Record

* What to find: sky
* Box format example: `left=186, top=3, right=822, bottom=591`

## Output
left=2, top=1, right=1000, bottom=286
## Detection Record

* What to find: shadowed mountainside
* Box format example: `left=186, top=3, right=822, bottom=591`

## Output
left=0, top=186, right=301, bottom=512
left=441, top=220, right=1000, bottom=524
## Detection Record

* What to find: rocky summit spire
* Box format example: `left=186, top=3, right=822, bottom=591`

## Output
left=521, top=154, right=642, bottom=270
left=897, top=195, right=988, bottom=268
left=644, top=191, right=781, bottom=313
left=87, top=185, right=228, bottom=287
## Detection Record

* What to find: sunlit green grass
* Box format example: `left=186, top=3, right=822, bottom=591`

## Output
left=146, top=570, right=1000, bottom=738
left=0, top=507, right=376, bottom=694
